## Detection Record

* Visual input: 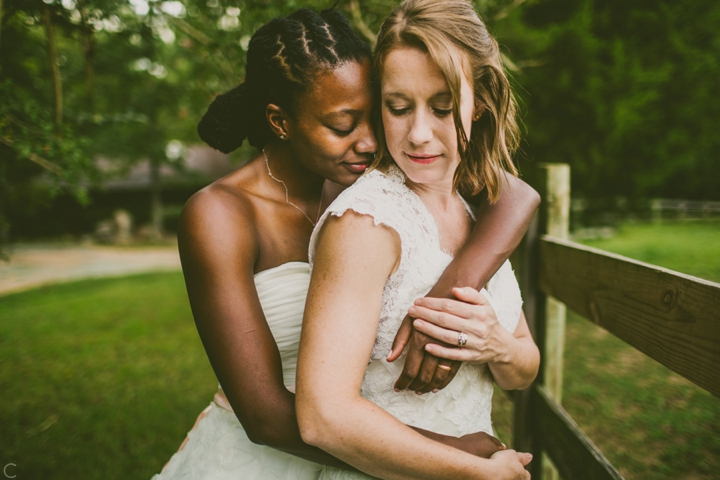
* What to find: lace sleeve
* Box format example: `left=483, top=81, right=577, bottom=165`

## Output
left=309, top=169, right=416, bottom=271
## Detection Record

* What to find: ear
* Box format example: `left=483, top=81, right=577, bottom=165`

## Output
left=472, top=102, right=485, bottom=122
left=266, top=104, right=289, bottom=140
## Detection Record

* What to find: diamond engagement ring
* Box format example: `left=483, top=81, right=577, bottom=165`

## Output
left=457, top=331, right=468, bottom=347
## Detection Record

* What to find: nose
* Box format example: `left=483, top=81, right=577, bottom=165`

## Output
left=354, top=118, right=378, bottom=155
left=407, top=110, right=432, bottom=146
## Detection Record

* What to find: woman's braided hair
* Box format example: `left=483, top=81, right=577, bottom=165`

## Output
left=198, top=7, right=371, bottom=153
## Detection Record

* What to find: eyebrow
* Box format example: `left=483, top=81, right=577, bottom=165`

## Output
left=382, top=91, right=453, bottom=102
left=322, top=109, right=362, bottom=119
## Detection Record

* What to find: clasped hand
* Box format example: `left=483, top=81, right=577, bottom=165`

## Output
left=389, top=286, right=511, bottom=393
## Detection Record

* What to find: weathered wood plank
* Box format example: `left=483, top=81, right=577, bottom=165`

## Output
left=533, top=385, right=624, bottom=480
left=540, top=164, right=570, bottom=404
left=539, top=236, right=720, bottom=398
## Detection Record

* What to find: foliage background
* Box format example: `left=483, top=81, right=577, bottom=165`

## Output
left=2, top=0, right=719, bottom=248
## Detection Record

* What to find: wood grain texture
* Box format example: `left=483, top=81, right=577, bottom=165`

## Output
left=533, top=385, right=624, bottom=480
left=539, top=236, right=720, bottom=398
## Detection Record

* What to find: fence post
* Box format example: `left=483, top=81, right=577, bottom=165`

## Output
left=513, top=163, right=570, bottom=480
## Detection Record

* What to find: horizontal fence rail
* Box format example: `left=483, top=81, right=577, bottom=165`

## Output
left=538, top=235, right=720, bottom=398
left=532, top=385, right=622, bottom=480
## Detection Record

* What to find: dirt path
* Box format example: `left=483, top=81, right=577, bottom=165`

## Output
left=0, top=243, right=181, bottom=296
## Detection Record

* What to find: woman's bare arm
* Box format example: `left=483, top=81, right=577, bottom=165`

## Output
left=296, top=212, right=531, bottom=480
left=176, top=186, right=499, bottom=466
left=177, top=187, right=350, bottom=468
left=391, top=174, right=540, bottom=393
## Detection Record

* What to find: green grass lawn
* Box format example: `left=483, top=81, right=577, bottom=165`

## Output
left=581, top=220, right=720, bottom=283
left=493, top=220, right=720, bottom=479
left=2, top=221, right=718, bottom=479
left=0, top=273, right=217, bottom=479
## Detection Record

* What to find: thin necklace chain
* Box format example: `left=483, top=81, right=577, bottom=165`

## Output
left=263, top=148, right=324, bottom=227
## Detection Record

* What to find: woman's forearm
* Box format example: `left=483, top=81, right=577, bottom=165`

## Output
left=229, top=387, right=352, bottom=469
left=487, top=336, right=539, bottom=391
left=299, top=395, right=502, bottom=480
left=486, top=314, right=539, bottom=391
left=431, top=175, right=539, bottom=298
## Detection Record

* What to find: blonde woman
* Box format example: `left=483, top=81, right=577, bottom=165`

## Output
left=297, top=1, right=539, bottom=479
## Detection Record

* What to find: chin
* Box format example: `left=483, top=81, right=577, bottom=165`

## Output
left=397, top=165, right=448, bottom=186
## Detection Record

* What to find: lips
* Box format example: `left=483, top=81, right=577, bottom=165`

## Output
left=405, top=152, right=441, bottom=165
left=344, top=162, right=370, bottom=173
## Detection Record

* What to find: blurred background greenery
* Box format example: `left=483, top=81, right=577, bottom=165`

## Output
left=1, top=0, right=719, bottom=246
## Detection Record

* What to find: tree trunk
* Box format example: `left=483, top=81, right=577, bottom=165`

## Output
left=78, top=3, right=96, bottom=110
left=82, top=32, right=96, bottom=110
left=0, top=158, right=9, bottom=261
left=150, top=158, right=163, bottom=240
left=43, top=5, right=63, bottom=129
left=0, top=0, right=5, bottom=53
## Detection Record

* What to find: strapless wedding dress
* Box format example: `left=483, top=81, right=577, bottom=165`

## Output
left=152, top=262, right=322, bottom=480
left=308, top=167, right=523, bottom=480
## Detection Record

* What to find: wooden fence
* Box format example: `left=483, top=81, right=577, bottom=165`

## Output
left=511, top=164, right=720, bottom=479
left=651, top=199, right=720, bottom=222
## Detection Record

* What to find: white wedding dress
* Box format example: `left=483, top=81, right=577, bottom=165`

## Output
left=152, top=262, right=323, bottom=480
left=153, top=167, right=522, bottom=480
left=308, top=167, right=523, bottom=480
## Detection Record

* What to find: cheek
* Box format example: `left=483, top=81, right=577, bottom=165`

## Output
left=381, top=113, right=403, bottom=148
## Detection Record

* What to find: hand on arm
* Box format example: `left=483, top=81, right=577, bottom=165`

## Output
left=389, top=174, right=540, bottom=393
left=410, top=287, right=539, bottom=390
left=296, top=211, right=531, bottom=479
left=177, top=189, right=349, bottom=469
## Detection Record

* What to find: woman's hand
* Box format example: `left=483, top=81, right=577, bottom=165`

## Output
left=409, top=287, right=513, bottom=364
left=408, top=286, right=540, bottom=390
left=489, top=450, right=533, bottom=480
left=456, top=431, right=506, bottom=458
left=388, top=316, right=462, bottom=394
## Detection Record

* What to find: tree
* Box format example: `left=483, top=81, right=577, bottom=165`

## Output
left=494, top=0, right=720, bottom=201
left=0, top=0, right=527, bottom=252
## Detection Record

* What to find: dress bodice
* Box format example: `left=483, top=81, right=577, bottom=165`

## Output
left=254, top=261, right=311, bottom=389
left=309, top=167, right=523, bottom=438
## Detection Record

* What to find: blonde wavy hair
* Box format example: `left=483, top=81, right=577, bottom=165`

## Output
left=371, top=0, right=519, bottom=201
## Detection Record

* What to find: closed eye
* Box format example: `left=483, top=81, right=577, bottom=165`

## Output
left=328, top=125, right=355, bottom=136
left=386, top=105, right=411, bottom=116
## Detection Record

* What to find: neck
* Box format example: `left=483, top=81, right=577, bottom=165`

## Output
left=403, top=172, right=458, bottom=212
left=263, top=141, right=325, bottom=200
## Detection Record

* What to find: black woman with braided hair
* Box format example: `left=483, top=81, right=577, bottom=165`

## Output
left=152, top=5, right=538, bottom=480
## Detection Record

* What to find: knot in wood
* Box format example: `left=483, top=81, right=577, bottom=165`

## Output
left=660, top=285, right=678, bottom=312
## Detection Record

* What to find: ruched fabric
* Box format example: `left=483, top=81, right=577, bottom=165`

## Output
left=151, top=262, right=322, bottom=480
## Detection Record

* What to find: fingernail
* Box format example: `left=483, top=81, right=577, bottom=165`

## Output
left=415, top=391, right=423, bottom=395
left=394, top=387, right=400, bottom=392
left=432, top=389, right=439, bottom=393
left=413, top=320, right=424, bottom=328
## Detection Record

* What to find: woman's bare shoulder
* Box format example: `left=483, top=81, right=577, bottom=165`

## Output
left=178, top=168, right=263, bottom=264
left=181, top=158, right=266, bottom=232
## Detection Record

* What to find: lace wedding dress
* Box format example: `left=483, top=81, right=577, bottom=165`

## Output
left=308, top=167, right=523, bottom=480
left=152, top=262, right=323, bottom=480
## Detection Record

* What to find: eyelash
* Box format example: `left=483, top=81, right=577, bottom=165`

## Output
left=386, top=106, right=453, bottom=117
left=331, top=127, right=354, bottom=136
left=387, top=106, right=410, bottom=116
